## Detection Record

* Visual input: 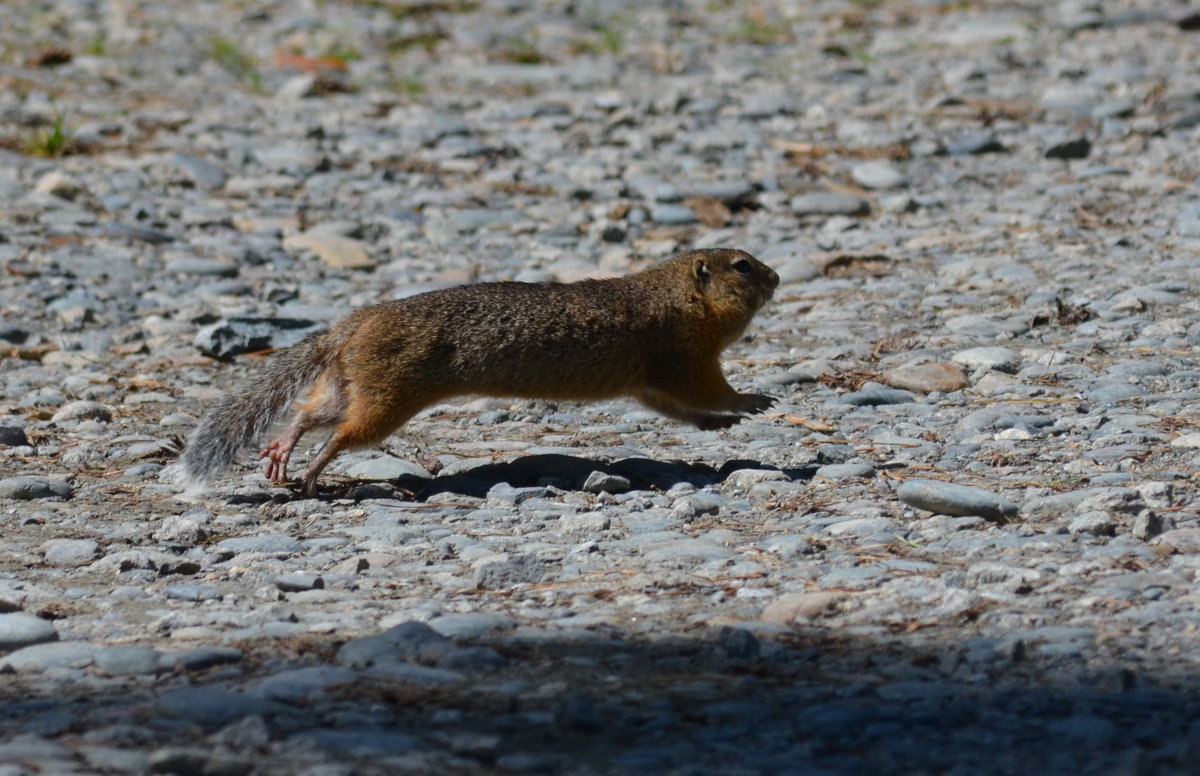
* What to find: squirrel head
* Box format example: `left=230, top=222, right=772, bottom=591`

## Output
left=687, top=249, right=779, bottom=316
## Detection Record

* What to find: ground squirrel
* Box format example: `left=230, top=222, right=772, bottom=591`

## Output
left=182, top=248, right=779, bottom=496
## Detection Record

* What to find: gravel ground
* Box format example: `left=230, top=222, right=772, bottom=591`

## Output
left=3, top=0, right=1200, bottom=774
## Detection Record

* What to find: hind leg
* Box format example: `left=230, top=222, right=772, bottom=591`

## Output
left=260, top=375, right=348, bottom=484
left=298, top=399, right=426, bottom=498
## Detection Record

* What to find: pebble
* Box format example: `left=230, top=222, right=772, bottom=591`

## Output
left=474, top=554, right=546, bottom=589
left=1045, top=136, right=1092, bottom=160
left=897, top=479, right=1019, bottom=522
left=336, top=621, right=451, bottom=669
left=850, top=161, right=906, bottom=190
left=94, top=646, right=162, bottom=676
left=41, top=538, right=99, bottom=566
left=946, top=132, right=1005, bottom=155
left=169, top=153, right=228, bottom=190
left=50, top=400, right=112, bottom=423
left=880, top=362, right=968, bottom=393
left=33, top=171, right=84, bottom=200
left=951, top=347, right=1021, bottom=373
left=581, top=470, right=631, bottom=494
left=0, top=613, right=59, bottom=652
left=790, top=192, right=870, bottom=216
left=283, top=233, right=375, bottom=269
left=0, top=477, right=72, bottom=501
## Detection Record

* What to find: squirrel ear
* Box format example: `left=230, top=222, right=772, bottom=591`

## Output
left=693, top=257, right=710, bottom=287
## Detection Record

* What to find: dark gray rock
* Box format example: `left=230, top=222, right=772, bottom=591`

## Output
left=336, top=621, right=452, bottom=668
left=0, top=477, right=72, bottom=501
left=193, top=318, right=325, bottom=360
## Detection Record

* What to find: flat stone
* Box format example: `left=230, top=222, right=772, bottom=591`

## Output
left=50, top=400, right=113, bottom=423
left=0, top=476, right=72, bottom=501
left=897, top=479, right=1019, bottom=522
left=0, top=613, right=59, bottom=652
left=947, top=132, right=1005, bottom=155
left=169, top=153, right=227, bottom=190
left=428, top=612, right=518, bottom=639
left=42, top=538, right=99, bottom=566
left=343, top=456, right=432, bottom=481
left=880, top=362, right=968, bottom=393
left=474, top=554, right=546, bottom=589
left=791, top=192, right=870, bottom=216
left=1, top=641, right=98, bottom=671
left=951, top=346, right=1021, bottom=373
left=851, top=161, right=906, bottom=189
left=283, top=233, right=374, bottom=269
left=274, top=573, right=324, bottom=592
left=760, top=592, right=844, bottom=623
left=94, top=646, right=161, bottom=676
left=217, top=535, right=304, bottom=554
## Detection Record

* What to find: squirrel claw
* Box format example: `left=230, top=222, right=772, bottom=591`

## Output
left=739, top=393, right=776, bottom=415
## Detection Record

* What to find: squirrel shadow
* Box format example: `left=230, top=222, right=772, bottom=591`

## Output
left=232, top=454, right=816, bottom=503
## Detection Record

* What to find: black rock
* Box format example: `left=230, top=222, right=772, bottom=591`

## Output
left=1046, top=137, right=1092, bottom=160
left=193, top=318, right=325, bottom=359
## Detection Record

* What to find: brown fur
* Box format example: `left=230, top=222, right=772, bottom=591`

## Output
left=182, top=248, right=779, bottom=496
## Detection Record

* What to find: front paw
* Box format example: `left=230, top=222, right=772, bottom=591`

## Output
left=738, top=393, right=776, bottom=416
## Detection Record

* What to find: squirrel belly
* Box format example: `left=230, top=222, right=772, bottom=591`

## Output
left=180, top=248, right=780, bottom=497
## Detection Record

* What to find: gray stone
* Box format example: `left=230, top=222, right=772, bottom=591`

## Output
left=343, top=456, right=431, bottom=481
left=581, top=470, right=631, bottom=494
left=947, top=132, right=1005, bottom=155
left=94, top=646, right=161, bottom=676
left=274, top=573, right=324, bottom=592
left=337, top=622, right=452, bottom=669
left=169, top=153, right=227, bottom=190
left=194, top=318, right=324, bottom=359
left=1067, top=511, right=1117, bottom=536
left=164, top=584, right=222, bottom=602
left=474, top=554, right=546, bottom=589
left=427, top=612, right=518, bottom=639
left=0, top=613, right=58, bottom=652
left=951, top=347, right=1021, bottom=373
left=815, top=462, right=875, bottom=480
left=791, top=192, right=870, bottom=216
left=650, top=204, right=698, bottom=224
left=42, top=538, right=99, bottom=566
left=252, top=665, right=356, bottom=701
left=156, top=686, right=294, bottom=729
left=897, top=479, right=1019, bottom=522
left=50, top=400, right=112, bottom=423
left=217, top=535, right=305, bottom=554
left=851, top=161, right=906, bottom=189
left=1, top=641, right=98, bottom=671
left=0, top=477, right=71, bottom=500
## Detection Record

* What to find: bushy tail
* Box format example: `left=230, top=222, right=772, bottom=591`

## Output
left=182, top=332, right=335, bottom=485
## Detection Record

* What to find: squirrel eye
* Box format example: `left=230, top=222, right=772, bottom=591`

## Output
left=732, top=258, right=753, bottom=274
